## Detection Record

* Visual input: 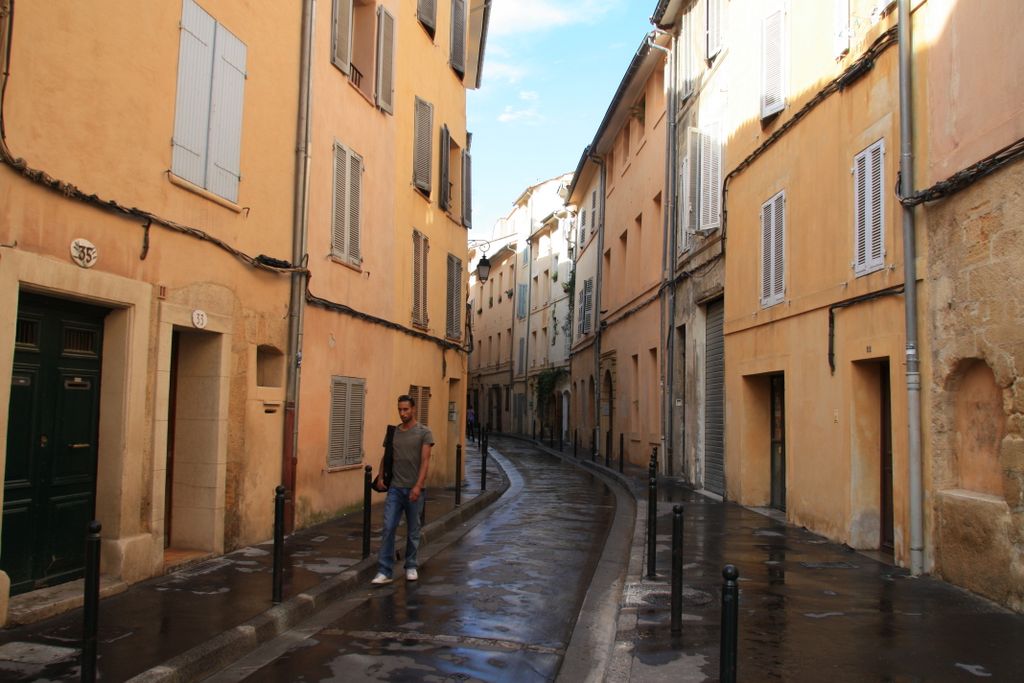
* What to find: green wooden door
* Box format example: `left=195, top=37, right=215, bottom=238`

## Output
left=2, top=293, right=106, bottom=595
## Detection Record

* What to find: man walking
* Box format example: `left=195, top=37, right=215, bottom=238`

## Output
left=372, top=394, right=434, bottom=585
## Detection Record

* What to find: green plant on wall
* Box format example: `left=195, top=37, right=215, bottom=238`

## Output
left=535, top=367, right=566, bottom=422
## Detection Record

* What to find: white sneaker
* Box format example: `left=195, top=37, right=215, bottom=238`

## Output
left=371, top=572, right=393, bottom=585
left=406, top=568, right=419, bottom=582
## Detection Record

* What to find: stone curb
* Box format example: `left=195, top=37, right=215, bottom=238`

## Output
left=126, top=469, right=510, bottom=683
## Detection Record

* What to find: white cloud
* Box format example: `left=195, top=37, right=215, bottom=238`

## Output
left=497, top=105, right=543, bottom=124
left=519, top=90, right=540, bottom=101
left=489, top=0, right=620, bottom=37
left=483, top=60, right=527, bottom=84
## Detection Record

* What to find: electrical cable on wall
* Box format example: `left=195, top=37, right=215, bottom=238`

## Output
left=898, top=136, right=1024, bottom=208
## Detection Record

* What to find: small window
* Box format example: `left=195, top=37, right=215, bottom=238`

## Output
left=417, top=0, right=437, bottom=37
left=706, top=0, right=723, bottom=61
left=332, top=141, right=362, bottom=265
left=413, top=97, right=434, bottom=195
left=577, top=277, right=594, bottom=336
left=450, top=0, right=467, bottom=77
left=854, top=139, right=886, bottom=276
left=63, top=326, right=99, bottom=357
left=761, top=8, right=786, bottom=118
left=328, top=376, right=365, bottom=468
left=834, top=0, right=851, bottom=58
left=15, top=317, right=40, bottom=349
left=760, top=190, right=786, bottom=307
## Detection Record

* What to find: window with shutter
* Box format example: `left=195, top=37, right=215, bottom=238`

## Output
left=590, top=190, right=598, bottom=236
left=408, top=385, right=431, bottom=426
left=446, top=253, right=462, bottom=339
left=172, top=0, right=247, bottom=203
left=834, top=0, right=851, bottom=58
left=853, top=139, right=886, bottom=276
left=678, top=10, right=694, bottom=103
left=450, top=0, right=466, bottom=76
left=417, top=0, right=437, bottom=36
left=332, top=0, right=353, bottom=75
left=412, top=230, right=429, bottom=326
left=439, top=125, right=451, bottom=211
left=328, top=376, right=365, bottom=468
left=331, top=141, right=362, bottom=264
left=760, top=191, right=786, bottom=307
left=699, top=124, right=722, bottom=232
left=583, top=277, right=594, bottom=333
left=462, top=148, right=473, bottom=228
left=706, top=0, right=723, bottom=60
left=413, top=97, right=434, bottom=195
left=517, top=284, right=528, bottom=319
left=375, top=6, right=396, bottom=114
left=761, top=9, right=786, bottom=118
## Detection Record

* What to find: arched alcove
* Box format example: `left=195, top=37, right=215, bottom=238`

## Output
left=953, top=359, right=1005, bottom=497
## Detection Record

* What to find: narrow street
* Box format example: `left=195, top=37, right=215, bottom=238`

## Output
left=207, top=437, right=617, bottom=682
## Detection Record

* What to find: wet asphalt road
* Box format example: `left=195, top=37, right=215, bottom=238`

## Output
left=208, top=439, right=616, bottom=682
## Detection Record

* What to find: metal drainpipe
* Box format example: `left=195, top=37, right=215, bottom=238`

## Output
left=284, top=0, right=314, bottom=526
left=647, top=32, right=676, bottom=477
left=591, top=155, right=606, bottom=458
left=524, top=199, right=534, bottom=435
left=898, top=0, right=924, bottom=576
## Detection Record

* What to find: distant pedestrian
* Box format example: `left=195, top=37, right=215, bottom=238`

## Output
left=466, top=406, right=476, bottom=437
left=372, top=394, right=434, bottom=585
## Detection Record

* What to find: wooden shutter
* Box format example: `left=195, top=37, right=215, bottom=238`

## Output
left=439, top=125, right=451, bottom=211
left=412, top=230, right=428, bottom=326
left=590, top=190, right=598, bottom=236
left=347, top=149, right=362, bottom=263
left=854, top=139, right=885, bottom=275
left=172, top=0, right=216, bottom=189
left=761, top=9, right=785, bottom=118
left=375, top=6, right=396, bottom=114
left=462, top=149, right=473, bottom=227
left=332, top=142, right=361, bottom=263
left=761, top=191, right=785, bottom=306
left=583, top=277, right=594, bottom=333
left=517, top=284, right=527, bottom=319
left=699, top=126, right=721, bottom=232
left=447, top=253, right=462, bottom=339
left=706, top=0, right=722, bottom=60
left=413, top=98, right=434, bottom=194
left=450, top=0, right=466, bottom=76
left=333, top=0, right=353, bottom=75
left=328, top=376, right=365, bottom=468
left=417, top=0, right=437, bottom=35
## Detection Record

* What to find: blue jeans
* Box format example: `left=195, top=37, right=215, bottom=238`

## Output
left=378, top=487, right=424, bottom=577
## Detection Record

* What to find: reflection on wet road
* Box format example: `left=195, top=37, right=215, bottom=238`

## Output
left=227, top=438, right=615, bottom=682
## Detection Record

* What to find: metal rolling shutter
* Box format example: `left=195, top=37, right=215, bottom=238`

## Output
left=704, top=298, right=725, bottom=495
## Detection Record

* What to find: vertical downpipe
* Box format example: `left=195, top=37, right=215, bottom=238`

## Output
left=592, top=157, right=607, bottom=460
left=897, top=0, right=924, bottom=576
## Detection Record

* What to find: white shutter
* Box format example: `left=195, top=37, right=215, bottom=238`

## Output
left=172, top=0, right=215, bottom=189
left=834, top=0, right=851, bottom=58
left=413, top=98, right=434, bottom=193
left=761, top=9, right=785, bottom=118
left=205, top=24, right=246, bottom=203
left=699, top=126, right=721, bottom=232
left=761, top=191, right=785, bottom=306
left=447, top=254, right=462, bottom=339
left=462, top=149, right=473, bottom=227
left=854, top=140, right=885, bottom=275
left=375, top=6, right=396, bottom=114
left=333, top=0, right=353, bottom=75
left=439, top=125, right=451, bottom=211
left=678, top=10, right=694, bottom=103
left=417, top=0, right=437, bottom=34
left=706, top=0, right=722, bottom=60
left=450, top=0, right=466, bottom=76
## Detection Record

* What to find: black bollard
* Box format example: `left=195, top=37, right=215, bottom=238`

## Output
left=455, top=444, right=463, bottom=506
left=362, top=466, right=372, bottom=559
left=532, top=420, right=536, bottom=440
left=481, top=433, right=488, bottom=491
left=619, top=432, right=624, bottom=473
left=81, top=521, right=101, bottom=683
left=649, top=446, right=658, bottom=480
left=273, top=485, right=286, bottom=603
left=720, top=565, right=740, bottom=683
left=646, top=475, right=657, bottom=578
left=591, top=434, right=596, bottom=463
left=671, top=505, right=684, bottom=635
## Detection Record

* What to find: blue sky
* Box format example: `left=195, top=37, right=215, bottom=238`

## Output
left=467, top=0, right=656, bottom=240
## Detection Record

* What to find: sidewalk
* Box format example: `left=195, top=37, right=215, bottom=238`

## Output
left=532, top=439, right=1024, bottom=682
left=0, top=441, right=507, bottom=682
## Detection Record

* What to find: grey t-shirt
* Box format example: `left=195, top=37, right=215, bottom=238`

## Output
left=389, top=422, right=434, bottom=488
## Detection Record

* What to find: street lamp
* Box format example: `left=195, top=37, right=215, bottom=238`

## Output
left=468, top=239, right=493, bottom=282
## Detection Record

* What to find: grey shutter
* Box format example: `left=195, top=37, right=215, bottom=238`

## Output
left=577, top=288, right=585, bottom=337
left=328, top=376, right=348, bottom=468
left=699, top=126, right=721, bottom=232
left=854, top=140, right=885, bottom=274
left=206, top=24, right=246, bottom=202
left=761, top=191, right=785, bottom=306
left=413, top=98, right=433, bottom=194
left=761, top=10, right=785, bottom=118
left=375, top=6, right=396, bottom=113
left=678, top=10, right=694, bottom=102
left=412, top=231, right=428, bottom=325
left=761, top=199, right=774, bottom=304
left=773, top=192, right=785, bottom=301
left=517, top=284, right=527, bottom=318
left=439, top=125, right=451, bottom=211
left=409, top=385, right=431, bottom=426
left=447, top=253, right=462, bottom=339
left=583, top=278, right=594, bottom=333
left=518, top=338, right=525, bottom=373
left=462, top=149, right=473, bottom=227
left=346, top=379, right=365, bottom=465
left=348, top=150, right=362, bottom=263
left=332, top=142, right=349, bottom=258
left=328, top=376, right=364, bottom=468
left=706, top=0, right=722, bottom=60
left=590, top=190, right=598, bottom=236
left=704, top=299, right=725, bottom=495
left=450, top=0, right=466, bottom=76
left=417, top=0, right=437, bottom=34
left=333, top=0, right=353, bottom=75
left=172, top=0, right=216, bottom=189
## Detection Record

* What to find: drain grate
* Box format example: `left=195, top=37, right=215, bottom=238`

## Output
left=799, top=561, right=859, bottom=569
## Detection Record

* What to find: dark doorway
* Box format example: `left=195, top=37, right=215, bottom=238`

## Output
left=2, top=293, right=107, bottom=595
left=880, top=361, right=894, bottom=553
left=770, top=374, right=786, bottom=511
